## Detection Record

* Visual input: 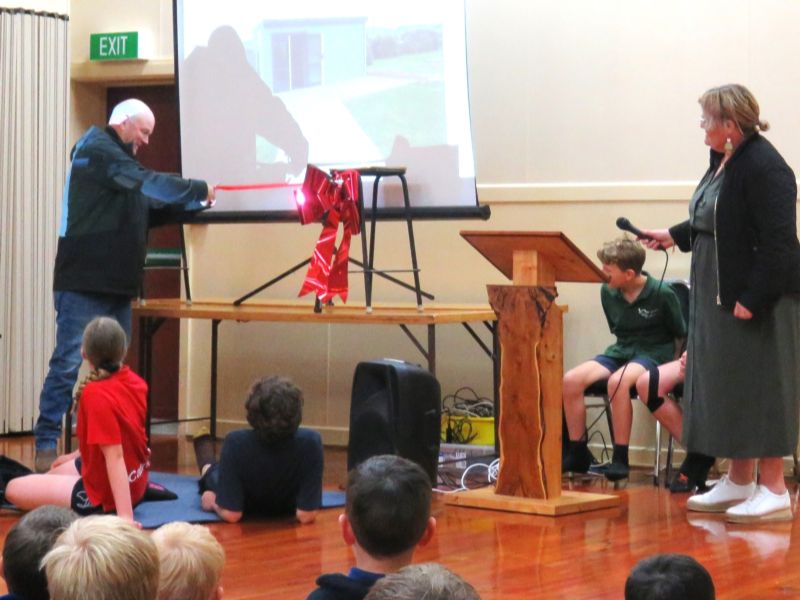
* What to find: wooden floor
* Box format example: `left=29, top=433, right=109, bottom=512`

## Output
left=2, top=435, right=800, bottom=599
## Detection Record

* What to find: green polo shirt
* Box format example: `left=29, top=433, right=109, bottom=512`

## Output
left=600, top=273, right=686, bottom=365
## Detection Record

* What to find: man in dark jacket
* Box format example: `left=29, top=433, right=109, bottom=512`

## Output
left=34, top=98, right=214, bottom=471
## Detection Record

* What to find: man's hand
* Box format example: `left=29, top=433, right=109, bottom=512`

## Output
left=206, top=183, right=216, bottom=207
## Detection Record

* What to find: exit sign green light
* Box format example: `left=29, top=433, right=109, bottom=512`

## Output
left=90, top=32, right=139, bottom=61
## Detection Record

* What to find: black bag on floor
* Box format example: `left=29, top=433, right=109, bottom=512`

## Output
left=0, top=455, right=33, bottom=501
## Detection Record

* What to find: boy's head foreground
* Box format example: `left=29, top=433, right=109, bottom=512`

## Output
left=597, top=237, right=646, bottom=285
left=245, top=375, right=304, bottom=444
left=625, top=554, right=715, bottom=600
left=1, top=506, right=78, bottom=600
left=82, top=316, right=127, bottom=372
left=152, top=521, right=225, bottom=600
left=42, top=515, right=159, bottom=600
left=343, top=454, right=435, bottom=560
left=364, top=563, right=482, bottom=600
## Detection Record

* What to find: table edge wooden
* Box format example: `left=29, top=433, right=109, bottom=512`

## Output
left=132, top=299, right=498, bottom=325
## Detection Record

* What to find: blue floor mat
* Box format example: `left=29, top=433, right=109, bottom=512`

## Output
left=135, top=472, right=220, bottom=528
left=2, top=472, right=345, bottom=529
left=135, top=472, right=346, bottom=529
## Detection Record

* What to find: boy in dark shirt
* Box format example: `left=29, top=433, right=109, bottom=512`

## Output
left=194, top=375, right=323, bottom=524
left=306, top=455, right=436, bottom=600
left=562, top=238, right=686, bottom=481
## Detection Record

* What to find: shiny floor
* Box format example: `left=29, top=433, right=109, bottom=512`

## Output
left=1, top=435, right=799, bottom=599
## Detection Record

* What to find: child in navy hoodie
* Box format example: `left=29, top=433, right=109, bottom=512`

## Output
left=306, top=455, right=436, bottom=600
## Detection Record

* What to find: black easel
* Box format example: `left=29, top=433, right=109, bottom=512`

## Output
left=233, top=166, right=434, bottom=311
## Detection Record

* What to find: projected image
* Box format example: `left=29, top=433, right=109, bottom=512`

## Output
left=176, top=0, right=476, bottom=214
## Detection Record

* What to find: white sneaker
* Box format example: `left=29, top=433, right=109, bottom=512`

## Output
left=686, top=475, right=756, bottom=513
left=725, top=485, right=793, bottom=523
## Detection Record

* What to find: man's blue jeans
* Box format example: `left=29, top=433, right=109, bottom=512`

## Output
left=34, top=291, right=132, bottom=450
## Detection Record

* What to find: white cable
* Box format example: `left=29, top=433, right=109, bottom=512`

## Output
left=460, top=458, right=501, bottom=489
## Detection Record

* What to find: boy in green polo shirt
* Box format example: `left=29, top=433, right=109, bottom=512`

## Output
left=562, top=237, right=686, bottom=481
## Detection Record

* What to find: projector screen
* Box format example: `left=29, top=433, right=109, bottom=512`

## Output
left=174, top=0, right=482, bottom=221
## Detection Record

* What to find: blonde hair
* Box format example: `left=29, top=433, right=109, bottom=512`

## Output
left=42, top=515, right=159, bottom=600
left=152, top=522, right=225, bottom=600
left=699, top=84, right=769, bottom=135
left=364, top=563, right=482, bottom=600
left=596, top=237, right=645, bottom=274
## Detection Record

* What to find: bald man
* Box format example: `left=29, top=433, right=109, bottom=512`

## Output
left=34, top=98, right=214, bottom=472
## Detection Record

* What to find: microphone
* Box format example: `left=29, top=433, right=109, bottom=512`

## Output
left=616, top=217, right=655, bottom=241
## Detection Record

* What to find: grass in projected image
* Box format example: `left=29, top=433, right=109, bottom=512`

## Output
left=348, top=50, right=446, bottom=156
left=345, top=81, right=446, bottom=157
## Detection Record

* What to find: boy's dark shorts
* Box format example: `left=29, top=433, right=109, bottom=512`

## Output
left=592, top=355, right=658, bottom=374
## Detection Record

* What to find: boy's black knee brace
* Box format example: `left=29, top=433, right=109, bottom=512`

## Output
left=644, top=364, right=664, bottom=412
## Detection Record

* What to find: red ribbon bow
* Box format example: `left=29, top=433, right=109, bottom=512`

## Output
left=296, top=166, right=361, bottom=303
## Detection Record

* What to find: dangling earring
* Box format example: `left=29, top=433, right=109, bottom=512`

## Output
left=724, top=137, right=733, bottom=154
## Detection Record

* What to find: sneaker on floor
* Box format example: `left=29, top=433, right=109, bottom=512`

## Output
left=34, top=448, right=57, bottom=473
left=603, top=461, right=629, bottom=482
left=725, top=485, right=793, bottom=524
left=686, top=475, right=755, bottom=513
left=192, top=427, right=216, bottom=472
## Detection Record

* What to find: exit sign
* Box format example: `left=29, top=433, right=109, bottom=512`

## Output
left=90, top=32, right=139, bottom=61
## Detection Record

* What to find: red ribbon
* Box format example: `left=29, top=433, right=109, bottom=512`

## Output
left=298, top=168, right=361, bottom=303
left=214, top=182, right=300, bottom=191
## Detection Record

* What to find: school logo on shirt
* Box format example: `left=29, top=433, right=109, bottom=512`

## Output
left=128, top=460, right=148, bottom=483
left=638, top=307, right=660, bottom=319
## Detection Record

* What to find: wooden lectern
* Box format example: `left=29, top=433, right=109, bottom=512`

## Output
left=445, top=231, right=621, bottom=516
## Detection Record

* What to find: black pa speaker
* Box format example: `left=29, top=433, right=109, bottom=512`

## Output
left=347, top=359, right=441, bottom=483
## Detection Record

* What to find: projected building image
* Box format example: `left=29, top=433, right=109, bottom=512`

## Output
left=177, top=1, right=475, bottom=213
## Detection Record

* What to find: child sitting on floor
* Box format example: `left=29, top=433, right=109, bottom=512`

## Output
left=364, top=563, right=481, bottom=600
left=625, top=554, right=715, bottom=600
left=152, top=521, right=226, bottom=600
left=6, top=317, right=149, bottom=523
left=194, top=375, right=323, bottom=524
left=43, top=515, right=159, bottom=600
left=306, top=454, right=436, bottom=600
left=0, top=505, right=77, bottom=600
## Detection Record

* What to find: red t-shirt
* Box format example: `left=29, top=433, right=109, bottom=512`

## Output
left=77, top=365, right=149, bottom=512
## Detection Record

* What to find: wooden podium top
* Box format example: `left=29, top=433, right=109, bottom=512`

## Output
left=460, top=231, right=606, bottom=285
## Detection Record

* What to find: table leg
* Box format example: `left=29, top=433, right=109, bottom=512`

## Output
left=210, top=319, right=220, bottom=438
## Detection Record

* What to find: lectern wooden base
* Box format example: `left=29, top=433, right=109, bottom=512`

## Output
left=457, top=231, right=614, bottom=518
left=444, top=486, right=621, bottom=516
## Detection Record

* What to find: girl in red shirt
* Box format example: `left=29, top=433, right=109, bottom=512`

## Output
left=7, top=317, right=149, bottom=524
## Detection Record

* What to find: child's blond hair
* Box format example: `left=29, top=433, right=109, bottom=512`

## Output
left=42, top=515, right=159, bottom=600
left=152, top=521, right=225, bottom=600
